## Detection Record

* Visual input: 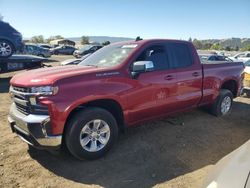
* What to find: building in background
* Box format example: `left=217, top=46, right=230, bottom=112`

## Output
left=49, top=39, right=75, bottom=47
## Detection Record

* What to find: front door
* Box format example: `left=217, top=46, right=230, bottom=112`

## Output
left=126, top=45, right=178, bottom=125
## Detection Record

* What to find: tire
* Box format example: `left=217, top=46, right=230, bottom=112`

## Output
left=65, top=107, right=118, bottom=160
left=0, top=39, right=14, bottom=58
left=54, top=51, right=59, bottom=55
left=210, top=89, right=233, bottom=116
left=246, top=91, right=250, bottom=98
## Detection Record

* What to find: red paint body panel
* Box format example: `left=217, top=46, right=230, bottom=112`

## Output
left=10, top=39, right=245, bottom=135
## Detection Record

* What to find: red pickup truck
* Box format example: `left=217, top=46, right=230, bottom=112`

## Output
left=8, top=39, right=244, bottom=160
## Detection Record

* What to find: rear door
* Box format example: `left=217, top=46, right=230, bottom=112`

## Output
left=165, top=42, right=202, bottom=109
left=127, top=44, right=178, bottom=124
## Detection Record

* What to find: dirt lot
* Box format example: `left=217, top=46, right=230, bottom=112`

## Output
left=1, top=55, right=250, bottom=188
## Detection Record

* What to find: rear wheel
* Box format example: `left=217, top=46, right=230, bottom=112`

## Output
left=246, top=91, right=250, bottom=98
left=210, top=89, right=233, bottom=116
left=65, top=107, right=118, bottom=160
left=0, top=40, right=14, bottom=58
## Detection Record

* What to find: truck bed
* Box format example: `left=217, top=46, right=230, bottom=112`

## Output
left=200, top=61, right=244, bottom=105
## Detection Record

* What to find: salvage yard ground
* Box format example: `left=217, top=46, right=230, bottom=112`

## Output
left=1, top=55, right=250, bottom=188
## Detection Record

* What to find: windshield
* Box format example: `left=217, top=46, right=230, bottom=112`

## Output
left=78, top=43, right=137, bottom=68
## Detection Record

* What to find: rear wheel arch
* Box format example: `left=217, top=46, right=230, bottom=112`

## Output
left=220, top=79, right=238, bottom=98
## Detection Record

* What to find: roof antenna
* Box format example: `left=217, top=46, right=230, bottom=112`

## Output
left=135, top=36, right=143, bottom=41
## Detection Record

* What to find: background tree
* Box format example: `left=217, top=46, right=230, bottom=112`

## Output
left=0, top=14, right=3, bottom=21
left=102, top=41, right=110, bottom=46
left=46, top=35, right=64, bottom=43
left=225, top=46, right=231, bottom=51
left=30, top=35, right=45, bottom=43
left=192, top=39, right=202, bottom=49
left=210, top=43, right=222, bottom=50
left=202, top=43, right=213, bottom=50
left=81, top=36, right=89, bottom=45
left=188, top=37, right=192, bottom=42
left=241, top=45, right=250, bottom=51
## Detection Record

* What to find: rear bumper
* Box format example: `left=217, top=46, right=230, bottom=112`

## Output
left=8, top=103, right=62, bottom=150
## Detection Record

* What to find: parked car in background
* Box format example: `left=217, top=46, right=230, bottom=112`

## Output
left=51, top=45, right=76, bottom=55
left=0, top=54, right=46, bottom=73
left=242, top=59, right=250, bottom=97
left=0, top=20, right=23, bottom=58
left=8, top=39, right=244, bottom=160
left=23, top=44, right=51, bottom=58
left=199, top=54, right=233, bottom=63
left=229, top=52, right=250, bottom=62
left=38, top=44, right=52, bottom=49
left=61, top=53, right=92, bottom=66
left=204, top=139, right=250, bottom=188
left=73, top=44, right=102, bottom=58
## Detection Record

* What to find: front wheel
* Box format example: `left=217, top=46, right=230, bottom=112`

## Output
left=65, top=107, right=118, bottom=160
left=210, top=89, right=233, bottom=116
left=0, top=40, right=14, bottom=58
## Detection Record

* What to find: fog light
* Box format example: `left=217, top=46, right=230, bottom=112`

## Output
left=29, top=96, right=37, bottom=105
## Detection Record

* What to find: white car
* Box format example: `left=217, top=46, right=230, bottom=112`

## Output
left=229, top=52, right=250, bottom=62
left=204, top=139, right=250, bottom=188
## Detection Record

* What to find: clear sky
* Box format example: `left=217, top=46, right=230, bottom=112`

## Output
left=0, top=0, right=249, bottom=40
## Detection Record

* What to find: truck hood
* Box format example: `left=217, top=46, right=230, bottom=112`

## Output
left=10, top=65, right=99, bottom=87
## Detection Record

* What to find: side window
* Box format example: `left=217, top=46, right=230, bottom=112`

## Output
left=135, top=45, right=169, bottom=70
left=27, top=46, right=34, bottom=51
left=90, top=46, right=96, bottom=52
left=165, top=43, right=193, bottom=68
left=208, top=56, right=215, bottom=61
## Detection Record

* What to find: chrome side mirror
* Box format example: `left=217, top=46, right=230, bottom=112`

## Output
left=132, top=61, right=154, bottom=72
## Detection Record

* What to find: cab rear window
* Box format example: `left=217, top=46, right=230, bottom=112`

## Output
left=165, top=43, right=193, bottom=69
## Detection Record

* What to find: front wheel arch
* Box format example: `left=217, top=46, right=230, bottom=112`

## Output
left=64, top=107, right=119, bottom=160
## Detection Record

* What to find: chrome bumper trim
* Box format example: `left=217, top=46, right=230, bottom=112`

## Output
left=8, top=103, right=62, bottom=148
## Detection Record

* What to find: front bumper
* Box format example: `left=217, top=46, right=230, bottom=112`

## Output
left=8, top=103, right=62, bottom=149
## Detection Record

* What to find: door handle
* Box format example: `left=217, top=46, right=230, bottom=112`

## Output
left=192, top=72, right=200, bottom=77
left=164, top=75, right=174, bottom=80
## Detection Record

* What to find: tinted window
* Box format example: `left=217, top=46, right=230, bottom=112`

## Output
left=245, top=60, right=250, bottom=67
left=165, top=43, right=193, bottom=68
left=208, top=56, right=216, bottom=61
left=217, top=56, right=226, bottom=61
left=136, top=45, right=169, bottom=70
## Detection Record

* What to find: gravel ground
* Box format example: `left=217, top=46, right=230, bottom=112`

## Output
left=0, top=55, right=250, bottom=188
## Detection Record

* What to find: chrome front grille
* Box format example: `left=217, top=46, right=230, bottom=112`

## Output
left=12, top=86, right=30, bottom=114
left=11, top=86, right=49, bottom=115
left=12, top=86, right=29, bottom=93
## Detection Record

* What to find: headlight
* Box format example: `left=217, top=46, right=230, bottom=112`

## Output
left=30, top=86, right=59, bottom=95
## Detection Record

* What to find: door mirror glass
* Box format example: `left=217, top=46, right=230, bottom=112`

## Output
left=132, top=61, right=154, bottom=72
